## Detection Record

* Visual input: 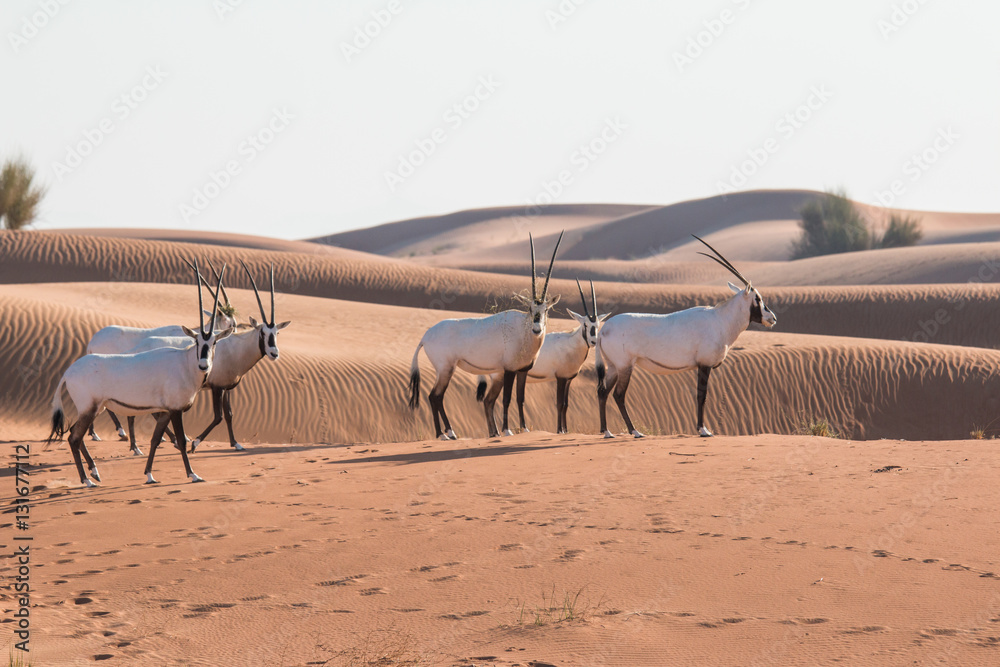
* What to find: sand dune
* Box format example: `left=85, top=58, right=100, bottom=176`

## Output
left=3, top=283, right=999, bottom=449
left=433, top=241, right=1000, bottom=288
left=48, top=227, right=360, bottom=257
left=4, top=231, right=1000, bottom=352
left=314, top=189, right=1000, bottom=263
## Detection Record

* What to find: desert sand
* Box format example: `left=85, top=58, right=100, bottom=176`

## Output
left=3, top=190, right=1000, bottom=665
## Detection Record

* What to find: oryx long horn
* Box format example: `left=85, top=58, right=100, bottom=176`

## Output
left=269, top=262, right=275, bottom=326
left=590, top=279, right=597, bottom=319
left=240, top=259, right=268, bottom=323
left=193, top=259, right=206, bottom=334
left=576, top=279, right=591, bottom=319
left=539, top=230, right=565, bottom=302
left=692, top=234, right=750, bottom=287
left=209, top=264, right=227, bottom=333
left=206, top=257, right=231, bottom=307
left=529, top=234, right=537, bottom=303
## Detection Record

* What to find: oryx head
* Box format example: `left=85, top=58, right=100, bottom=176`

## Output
left=181, top=260, right=235, bottom=372
left=517, top=231, right=564, bottom=336
left=183, top=257, right=238, bottom=331
left=693, top=235, right=776, bottom=329
left=568, top=279, right=610, bottom=348
left=240, top=260, right=291, bottom=361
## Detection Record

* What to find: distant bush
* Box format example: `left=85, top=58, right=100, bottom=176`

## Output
left=0, top=156, right=46, bottom=231
left=878, top=212, right=924, bottom=248
left=791, top=189, right=922, bottom=259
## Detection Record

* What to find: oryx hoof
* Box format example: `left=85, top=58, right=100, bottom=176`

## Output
left=89, top=468, right=101, bottom=483
left=602, top=430, right=615, bottom=439
left=90, top=433, right=102, bottom=442
left=631, top=430, right=645, bottom=439
left=83, top=478, right=97, bottom=488
left=145, top=474, right=159, bottom=485
left=190, top=439, right=201, bottom=453
left=502, top=429, right=514, bottom=437
left=523, top=427, right=531, bottom=433
left=233, top=443, right=246, bottom=452
left=131, top=447, right=144, bottom=457
left=438, top=434, right=451, bottom=441
left=117, top=428, right=128, bottom=440
left=445, top=429, right=457, bottom=440
left=189, top=473, right=205, bottom=483
left=698, top=427, right=714, bottom=438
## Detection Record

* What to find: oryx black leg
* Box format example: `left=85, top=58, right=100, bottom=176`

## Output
left=612, top=365, right=642, bottom=438
left=696, top=365, right=714, bottom=437
left=126, top=416, right=143, bottom=456
left=107, top=410, right=127, bottom=440
left=483, top=377, right=503, bottom=438
left=221, top=390, right=242, bottom=450
left=515, top=370, right=529, bottom=433
left=598, top=367, right=618, bottom=437
left=144, top=412, right=172, bottom=484
left=171, top=411, right=203, bottom=482
left=428, top=367, right=455, bottom=440
left=500, top=370, right=516, bottom=435
left=555, top=378, right=568, bottom=434
left=191, top=386, right=226, bottom=452
left=69, top=411, right=99, bottom=486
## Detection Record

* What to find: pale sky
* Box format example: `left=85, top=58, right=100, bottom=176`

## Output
left=4, top=0, right=998, bottom=239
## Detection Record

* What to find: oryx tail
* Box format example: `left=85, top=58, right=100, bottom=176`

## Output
left=408, top=342, right=423, bottom=409
left=475, top=376, right=488, bottom=402
left=47, top=377, right=68, bottom=443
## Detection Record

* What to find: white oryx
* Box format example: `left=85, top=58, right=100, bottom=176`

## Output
left=47, top=262, right=233, bottom=487
left=115, top=261, right=290, bottom=454
left=595, top=235, right=776, bottom=438
left=189, top=260, right=290, bottom=452
left=476, top=279, right=609, bottom=434
left=85, top=259, right=237, bottom=446
left=408, top=232, right=564, bottom=440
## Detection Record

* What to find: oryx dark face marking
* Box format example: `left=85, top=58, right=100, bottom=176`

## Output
left=197, top=332, right=214, bottom=372
left=530, top=302, right=547, bottom=336
left=749, top=289, right=776, bottom=328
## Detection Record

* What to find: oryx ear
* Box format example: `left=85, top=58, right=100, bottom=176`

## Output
left=728, top=282, right=742, bottom=295
left=567, top=309, right=586, bottom=324
left=216, top=326, right=234, bottom=341
left=249, top=315, right=259, bottom=327
left=598, top=312, right=612, bottom=323
left=203, top=309, right=213, bottom=319
left=546, top=294, right=561, bottom=308
left=276, top=321, right=291, bottom=330
left=181, top=326, right=198, bottom=339
left=744, top=283, right=753, bottom=296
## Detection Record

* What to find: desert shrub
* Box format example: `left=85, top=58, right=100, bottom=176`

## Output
left=791, top=189, right=923, bottom=259
left=877, top=213, right=924, bottom=248
left=0, top=156, right=46, bottom=230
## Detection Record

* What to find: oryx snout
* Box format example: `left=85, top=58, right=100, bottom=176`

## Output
left=762, top=307, right=777, bottom=328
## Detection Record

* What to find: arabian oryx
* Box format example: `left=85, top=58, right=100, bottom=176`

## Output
left=84, top=258, right=237, bottom=446
left=47, top=261, right=233, bottom=486
left=115, top=260, right=290, bottom=455
left=187, top=260, right=290, bottom=452
left=476, top=279, right=609, bottom=434
left=408, top=232, right=564, bottom=440
left=595, top=236, right=776, bottom=438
